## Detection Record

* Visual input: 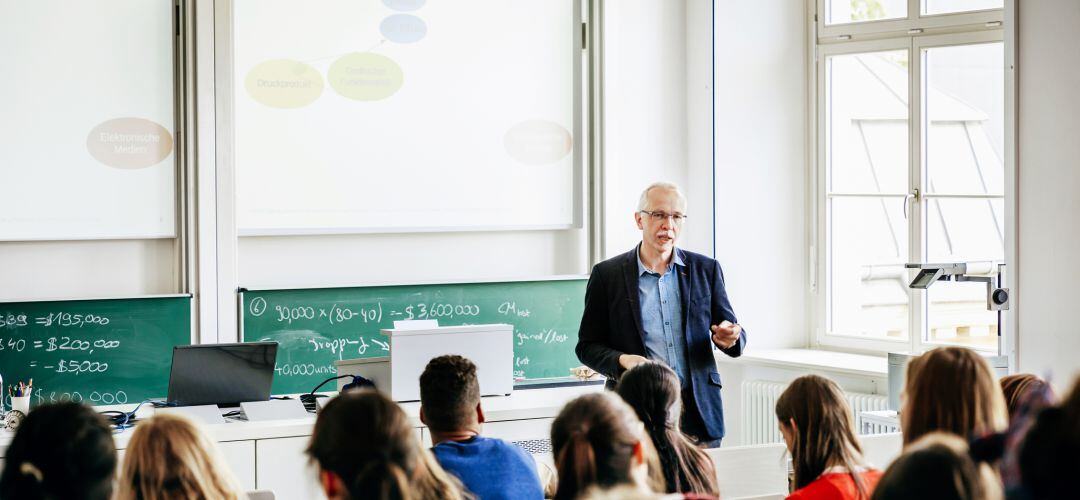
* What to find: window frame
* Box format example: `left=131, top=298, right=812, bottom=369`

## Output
left=817, top=1, right=1002, bottom=39
left=812, top=0, right=1007, bottom=355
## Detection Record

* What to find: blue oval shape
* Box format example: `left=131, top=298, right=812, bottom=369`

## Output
left=382, top=0, right=425, bottom=12
left=380, top=14, right=427, bottom=44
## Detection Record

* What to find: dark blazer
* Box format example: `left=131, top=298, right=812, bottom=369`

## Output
left=576, top=246, right=747, bottom=439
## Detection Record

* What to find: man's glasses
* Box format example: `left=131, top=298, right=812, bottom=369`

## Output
left=639, top=210, right=687, bottom=223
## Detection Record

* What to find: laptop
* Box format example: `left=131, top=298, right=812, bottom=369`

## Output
left=167, top=342, right=278, bottom=407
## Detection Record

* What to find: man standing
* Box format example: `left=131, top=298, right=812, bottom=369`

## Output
left=576, top=182, right=746, bottom=447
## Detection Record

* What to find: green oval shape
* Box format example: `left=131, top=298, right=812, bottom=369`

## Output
left=328, top=52, right=404, bottom=101
left=245, top=59, right=324, bottom=109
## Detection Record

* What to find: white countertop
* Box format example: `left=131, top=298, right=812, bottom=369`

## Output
left=0, top=384, right=604, bottom=453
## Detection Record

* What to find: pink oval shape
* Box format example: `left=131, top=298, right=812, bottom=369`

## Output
left=86, top=118, right=174, bottom=169
left=503, top=120, right=572, bottom=165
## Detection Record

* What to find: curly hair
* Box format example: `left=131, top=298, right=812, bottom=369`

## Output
left=419, top=355, right=481, bottom=433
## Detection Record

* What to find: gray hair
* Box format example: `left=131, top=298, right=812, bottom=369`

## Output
left=637, top=182, right=686, bottom=212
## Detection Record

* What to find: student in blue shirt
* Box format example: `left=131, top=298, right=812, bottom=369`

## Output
left=420, top=355, right=544, bottom=500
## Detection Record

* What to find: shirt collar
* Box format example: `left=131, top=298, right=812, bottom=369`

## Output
left=636, top=244, right=684, bottom=276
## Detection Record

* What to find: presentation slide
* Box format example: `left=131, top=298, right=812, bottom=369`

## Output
left=234, top=0, right=580, bottom=234
left=0, top=0, right=176, bottom=240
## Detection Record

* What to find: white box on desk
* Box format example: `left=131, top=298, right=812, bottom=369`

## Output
left=335, top=324, right=513, bottom=402
left=384, top=323, right=513, bottom=402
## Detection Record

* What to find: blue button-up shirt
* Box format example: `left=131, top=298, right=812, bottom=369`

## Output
left=637, top=247, right=691, bottom=385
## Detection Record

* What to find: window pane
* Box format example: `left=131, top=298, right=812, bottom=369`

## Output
left=924, top=197, right=1002, bottom=350
left=923, top=0, right=1003, bottom=16
left=826, top=50, right=909, bottom=194
left=827, top=0, right=907, bottom=25
left=829, top=197, right=910, bottom=339
left=926, top=281, right=998, bottom=350
left=924, top=43, right=1004, bottom=196
left=925, top=198, right=1004, bottom=263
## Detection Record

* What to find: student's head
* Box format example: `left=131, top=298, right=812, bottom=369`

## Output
left=999, top=373, right=1052, bottom=419
left=307, top=390, right=463, bottom=500
left=0, top=402, right=116, bottom=500
left=551, top=392, right=664, bottom=500
left=774, top=375, right=869, bottom=494
left=871, top=432, right=1002, bottom=500
left=419, top=355, right=482, bottom=434
left=901, top=347, right=1008, bottom=445
left=616, top=362, right=718, bottom=495
left=114, top=412, right=243, bottom=500
left=1018, top=378, right=1080, bottom=499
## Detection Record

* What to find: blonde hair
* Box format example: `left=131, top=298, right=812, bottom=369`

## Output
left=901, top=347, right=1008, bottom=446
left=115, top=413, right=245, bottom=500
left=636, top=182, right=686, bottom=212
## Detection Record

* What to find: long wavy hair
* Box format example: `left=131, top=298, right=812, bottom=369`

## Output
left=775, top=375, right=871, bottom=497
left=114, top=413, right=245, bottom=500
left=616, top=362, right=718, bottom=495
left=307, top=389, right=464, bottom=500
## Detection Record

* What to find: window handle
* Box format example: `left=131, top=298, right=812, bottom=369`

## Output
left=903, top=189, right=920, bottom=219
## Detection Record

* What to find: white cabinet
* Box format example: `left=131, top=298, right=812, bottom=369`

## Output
left=255, top=436, right=325, bottom=500
left=219, top=440, right=256, bottom=491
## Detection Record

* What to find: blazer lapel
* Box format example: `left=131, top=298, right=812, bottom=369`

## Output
left=622, top=248, right=646, bottom=345
left=677, top=248, right=693, bottom=339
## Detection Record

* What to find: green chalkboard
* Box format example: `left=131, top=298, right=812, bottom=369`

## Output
left=0, top=296, right=191, bottom=408
left=240, top=278, right=587, bottom=394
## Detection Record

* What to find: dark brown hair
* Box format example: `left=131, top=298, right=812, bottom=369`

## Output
left=616, top=362, right=718, bottom=496
left=775, top=375, right=870, bottom=497
left=0, top=402, right=117, bottom=500
left=901, top=347, right=1007, bottom=445
left=1019, top=377, right=1080, bottom=499
left=872, top=432, right=1001, bottom=500
left=550, top=392, right=663, bottom=500
left=999, top=373, right=1051, bottom=419
left=306, top=390, right=463, bottom=500
left=419, top=355, right=480, bottom=433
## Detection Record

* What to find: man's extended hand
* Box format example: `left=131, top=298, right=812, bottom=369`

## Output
left=711, top=320, right=742, bottom=349
left=618, top=354, right=650, bottom=370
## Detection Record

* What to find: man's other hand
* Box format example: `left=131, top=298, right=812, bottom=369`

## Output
left=711, top=320, right=742, bottom=349
left=618, top=354, right=650, bottom=370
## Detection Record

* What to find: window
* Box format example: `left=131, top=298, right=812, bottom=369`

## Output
left=814, top=1, right=1005, bottom=353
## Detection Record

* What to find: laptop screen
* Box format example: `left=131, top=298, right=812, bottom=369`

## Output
left=167, top=342, right=278, bottom=407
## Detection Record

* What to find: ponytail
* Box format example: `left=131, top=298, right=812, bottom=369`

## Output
left=554, top=431, right=597, bottom=500
left=616, top=363, right=719, bottom=496
left=645, top=423, right=679, bottom=492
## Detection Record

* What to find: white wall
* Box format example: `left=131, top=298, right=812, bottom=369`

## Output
left=2, top=1, right=812, bottom=359
left=0, top=240, right=176, bottom=301
left=602, top=0, right=701, bottom=257
left=712, top=0, right=809, bottom=349
left=238, top=231, right=588, bottom=289
left=1015, top=0, right=1080, bottom=385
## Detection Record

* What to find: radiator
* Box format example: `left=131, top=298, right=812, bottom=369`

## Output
left=740, top=380, right=889, bottom=445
